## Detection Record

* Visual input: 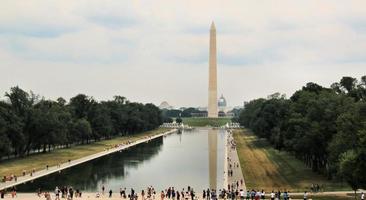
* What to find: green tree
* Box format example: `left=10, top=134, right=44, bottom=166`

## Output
left=340, top=76, right=357, bottom=93
left=339, top=150, right=366, bottom=198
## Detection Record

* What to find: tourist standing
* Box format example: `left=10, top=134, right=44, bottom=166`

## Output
left=123, top=188, right=127, bottom=198
left=231, top=190, right=235, bottom=200
left=102, top=185, right=105, bottom=195
left=55, top=187, right=60, bottom=200
left=172, top=188, right=176, bottom=200
left=240, top=189, right=245, bottom=200
left=167, top=187, right=171, bottom=199
left=270, top=191, right=274, bottom=200
left=161, top=191, right=165, bottom=200
left=303, top=191, right=308, bottom=200
left=0, top=190, right=4, bottom=199
left=69, top=187, right=74, bottom=199
left=250, top=190, right=255, bottom=200
left=190, top=189, right=195, bottom=200
left=255, top=190, right=260, bottom=200
left=11, top=187, right=16, bottom=198
left=109, top=189, right=113, bottom=198
left=177, top=190, right=180, bottom=200
left=361, top=192, right=364, bottom=200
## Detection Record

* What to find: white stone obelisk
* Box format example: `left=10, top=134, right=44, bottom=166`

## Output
left=208, top=22, right=218, bottom=118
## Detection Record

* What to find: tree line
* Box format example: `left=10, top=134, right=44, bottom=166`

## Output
left=239, top=76, right=366, bottom=191
left=0, top=86, right=162, bottom=159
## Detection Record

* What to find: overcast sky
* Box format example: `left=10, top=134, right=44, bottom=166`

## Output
left=0, top=1, right=365, bottom=107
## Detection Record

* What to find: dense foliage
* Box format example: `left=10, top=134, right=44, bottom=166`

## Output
left=239, top=76, right=366, bottom=190
left=0, top=87, right=162, bottom=159
left=161, top=107, right=207, bottom=118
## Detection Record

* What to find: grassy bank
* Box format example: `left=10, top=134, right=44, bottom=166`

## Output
left=0, top=128, right=170, bottom=178
left=182, top=117, right=231, bottom=127
left=233, top=129, right=350, bottom=192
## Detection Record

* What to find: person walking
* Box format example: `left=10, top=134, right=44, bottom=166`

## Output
left=361, top=192, right=364, bottom=200
left=109, top=189, right=113, bottom=198
left=303, top=191, right=308, bottom=200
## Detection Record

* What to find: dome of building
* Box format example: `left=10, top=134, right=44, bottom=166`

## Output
left=159, top=101, right=172, bottom=109
left=218, top=94, right=227, bottom=107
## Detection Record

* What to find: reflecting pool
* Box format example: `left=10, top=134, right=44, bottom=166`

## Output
left=17, top=129, right=226, bottom=192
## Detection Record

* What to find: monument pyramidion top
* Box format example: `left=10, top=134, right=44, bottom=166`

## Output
left=210, top=21, right=216, bottom=30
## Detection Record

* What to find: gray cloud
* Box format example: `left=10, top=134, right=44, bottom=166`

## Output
left=0, top=0, right=365, bottom=107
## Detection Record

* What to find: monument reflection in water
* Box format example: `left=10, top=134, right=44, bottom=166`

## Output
left=208, top=129, right=218, bottom=190
left=17, top=129, right=225, bottom=192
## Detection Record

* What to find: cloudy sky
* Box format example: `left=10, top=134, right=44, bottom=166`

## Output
left=0, top=1, right=365, bottom=107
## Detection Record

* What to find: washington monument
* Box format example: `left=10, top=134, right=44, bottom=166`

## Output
left=208, top=22, right=218, bottom=118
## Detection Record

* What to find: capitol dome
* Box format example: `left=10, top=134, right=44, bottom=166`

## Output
left=218, top=94, right=227, bottom=107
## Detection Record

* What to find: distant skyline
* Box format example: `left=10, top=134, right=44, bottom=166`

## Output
left=0, top=1, right=365, bottom=107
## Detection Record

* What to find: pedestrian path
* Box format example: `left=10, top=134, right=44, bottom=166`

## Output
left=5, top=190, right=366, bottom=200
left=0, top=129, right=177, bottom=191
left=227, top=131, right=246, bottom=191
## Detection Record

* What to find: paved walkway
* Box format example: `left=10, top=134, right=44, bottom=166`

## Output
left=226, top=130, right=246, bottom=192
left=0, top=129, right=177, bottom=191
left=6, top=191, right=363, bottom=200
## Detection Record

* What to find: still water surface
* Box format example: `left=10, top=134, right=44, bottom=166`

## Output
left=17, top=129, right=226, bottom=192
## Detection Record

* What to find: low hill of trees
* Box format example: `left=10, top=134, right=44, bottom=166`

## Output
left=0, top=86, right=162, bottom=159
left=239, top=76, right=366, bottom=191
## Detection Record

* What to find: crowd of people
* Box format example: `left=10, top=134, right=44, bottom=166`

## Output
left=95, top=185, right=198, bottom=200
left=0, top=185, right=342, bottom=200
left=226, top=131, right=244, bottom=193
left=0, top=187, right=16, bottom=199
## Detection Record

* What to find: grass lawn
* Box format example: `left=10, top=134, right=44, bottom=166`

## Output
left=182, top=117, right=231, bottom=127
left=0, top=128, right=170, bottom=178
left=233, top=129, right=350, bottom=192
